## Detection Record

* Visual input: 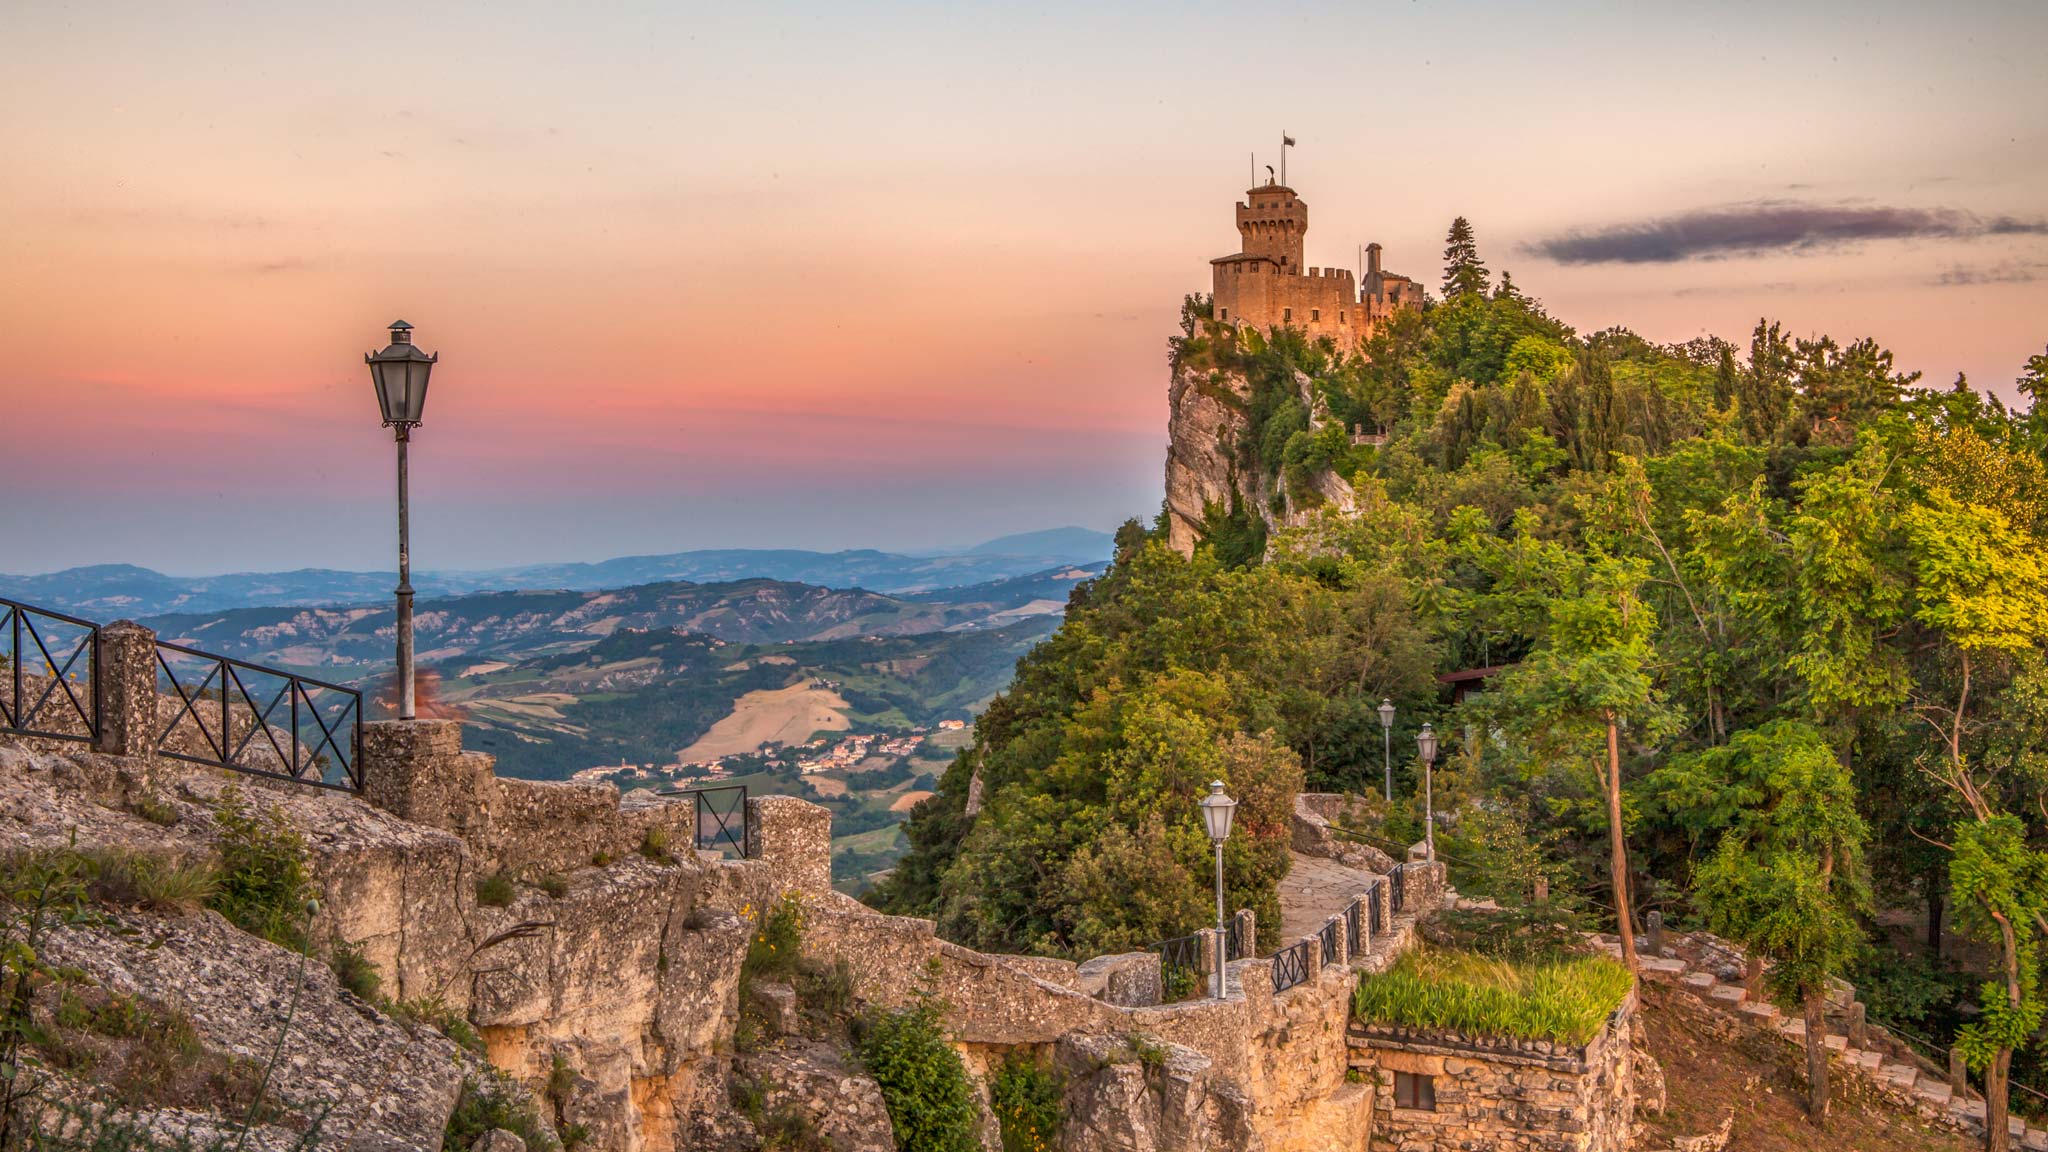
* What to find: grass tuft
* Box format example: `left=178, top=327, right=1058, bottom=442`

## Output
left=475, top=869, right=515, bottom=908
left=1351, top=945, right=1633, bottom=1047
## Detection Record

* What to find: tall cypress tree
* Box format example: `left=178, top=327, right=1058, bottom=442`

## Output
left=1442, top=216, right=1491, bottom=300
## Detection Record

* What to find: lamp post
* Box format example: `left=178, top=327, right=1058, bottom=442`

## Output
left=366, top=321, right=437, bottom=721
left=1377, top=698, right=1396, bottom=803
left=1198, top=780, right=1238, bottom=1000
left=1415, top=723, right=1438, bottom=863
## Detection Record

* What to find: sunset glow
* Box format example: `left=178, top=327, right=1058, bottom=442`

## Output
left=5, top=0, right=2045, bottom=572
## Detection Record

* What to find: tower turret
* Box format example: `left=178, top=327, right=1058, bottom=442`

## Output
left=1236, top=185, right=1306, bottom=273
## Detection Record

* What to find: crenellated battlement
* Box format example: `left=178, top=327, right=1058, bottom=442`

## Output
left=1209, top=176, right=1419, bottom=348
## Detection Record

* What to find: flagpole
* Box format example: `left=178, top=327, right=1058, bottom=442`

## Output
left=1280, top=131, right=1286, bottom=186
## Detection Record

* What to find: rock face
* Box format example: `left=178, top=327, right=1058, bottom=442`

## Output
left=1057, top=1033, right=1259, bottom=1152
left=1162, top=362, right=1356, bottom=557
left=40, top=907, right=469, bottom=1151
left=738, top=1042, right=895, bottom=1152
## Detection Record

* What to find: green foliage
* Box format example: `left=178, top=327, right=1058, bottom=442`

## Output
left=1351, top=946, right=1633, bottom=1046
left=475, top=869, right=516, bottom=908
left=990, top=1050, right=1063, bottom=1152
left=852, top=999, right=981, bottom=1152
left=206, top=783, right=314, bottom=950
left=444, top=1070, right=558, bottom=1152
left=744, top=892, right=806, bottom=984
left=75, top=846, right=217, bottom=912
left=328, top=940, right=382, bottom=1002
left=1948, top=814, right=2048, bottom=1072
left=639, top=826, right=672, bottom=862
left=387, top=995, right=485, bottom=1055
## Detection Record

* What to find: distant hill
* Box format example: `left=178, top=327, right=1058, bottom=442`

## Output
left=964, top=526, right=1116, bottom=560
left=137, top=564, right=1106, bottom=676
left=1, top=537, right=1115, bottom=617
left=452, top=616, right=1059, bottom=779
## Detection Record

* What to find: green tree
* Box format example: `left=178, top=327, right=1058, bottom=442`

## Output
left=1441, top=216, right=1491, bottom=300
left=1903, top=485, right=2048, bottom=1151
left=1660, top=721, right=1867, bottom=1121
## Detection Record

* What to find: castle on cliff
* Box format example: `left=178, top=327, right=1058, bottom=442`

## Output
left=1210, top=178, right=1419, bottom=345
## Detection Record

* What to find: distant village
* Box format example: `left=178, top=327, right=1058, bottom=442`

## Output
left=568, top=718, right=967, bottom=790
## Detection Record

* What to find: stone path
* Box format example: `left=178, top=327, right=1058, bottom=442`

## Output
left=1276, top=850, right=1381, bottom=940
left=1598, top=938, right=2048, bottom=1150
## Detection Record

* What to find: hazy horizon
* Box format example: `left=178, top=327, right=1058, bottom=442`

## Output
left=5, top=0, right=2045, bottom=572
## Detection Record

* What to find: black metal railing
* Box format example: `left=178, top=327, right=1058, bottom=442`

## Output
left=1226, top=915, right=1247, bottom=962
left=1390, top=863, right=1407, bottom=915
left=1344, top=898, right=1363, bottom=957
left=662, top=784, right=749, bottom=856
left=1271, top=938, right=1313, bottom=993
left=1155, top=931, right=1206, bottom=1001
left=1368, top=879, right=1385, bottom=938
left=1318, top=918, right=1341, bottom=966
left=153, top=640, right=362, bottom=790
left=1, top=599, right=100, bottom=744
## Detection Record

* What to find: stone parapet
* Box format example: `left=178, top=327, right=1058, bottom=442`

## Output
left=747, top=794, right=831, bottom=897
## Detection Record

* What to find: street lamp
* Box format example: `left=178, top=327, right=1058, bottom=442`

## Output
left=1415, top=723, right=1438, bottom=863
left=1198, top=780, right=1238, bottom=1000
left=366, top=321, right=437, bottom=721
left=1377, top=698, right=1396, bottom=803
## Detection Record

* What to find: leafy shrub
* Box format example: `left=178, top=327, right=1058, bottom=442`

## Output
left=852, top=999, right=981, bottom=1152
left=328, top=941, right=382, bottom=1002
left=126, top=792, right=182, bottom=828
left=639, top=826, right=671, bottom=862
left=475, top=869, right=516, bottom=908
left=991, top=1050, right=1063, bottom=1152
left=1351, top=946, right=1633, bottom=1046
left=388, top=996, right=484, bottom=1054
left=207, top=784, right=313, bottom=949
left=539, top=873, right=569, bottom=899
left=444, top=1070, right=557, bottom=1152
left=744, top=893, right=805, bottom=983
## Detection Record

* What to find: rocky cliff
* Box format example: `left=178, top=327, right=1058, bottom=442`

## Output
left=1162, top=353, right=1356, bottom=558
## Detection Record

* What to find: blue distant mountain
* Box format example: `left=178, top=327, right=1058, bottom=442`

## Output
left=1, top=529, right=1118, bottom=618
left=964, top=526, right=1116, bottom=559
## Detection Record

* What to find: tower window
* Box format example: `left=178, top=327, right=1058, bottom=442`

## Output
left=1394, top=1072, right=1436, bottom=1111
left=1310, top=309, right=1320, bottom=322
left=1282, top=308, right=1292, bottom=322
left=1219, top=308, right=1228, bottom=320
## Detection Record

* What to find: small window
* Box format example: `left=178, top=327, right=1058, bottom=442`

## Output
left=1310, top=309, right=1320, bottom=322
left=1340, top=312, right=1347, bottom=323
left=1282, top=307, right=1292, bottom=322
left=1219, top=308, right=1228, bottom=320
left=1394, top=1072, right=1436, bottom=1111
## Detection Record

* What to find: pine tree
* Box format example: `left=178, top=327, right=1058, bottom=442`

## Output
left=1441, top=217, right=1490, bottom=300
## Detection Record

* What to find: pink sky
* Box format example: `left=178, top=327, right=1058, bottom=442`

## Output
left=3, top=1, right=2044, bottom=573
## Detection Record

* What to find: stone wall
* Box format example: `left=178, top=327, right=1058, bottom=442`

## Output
left=1347, top=992, right=1638, bottom=1152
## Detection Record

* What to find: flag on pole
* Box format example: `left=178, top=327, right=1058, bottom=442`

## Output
left=1283, top=135, right=1296, bottom=147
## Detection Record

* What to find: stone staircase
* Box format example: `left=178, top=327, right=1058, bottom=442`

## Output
left=1601, top=937, right=2048, bottom=1149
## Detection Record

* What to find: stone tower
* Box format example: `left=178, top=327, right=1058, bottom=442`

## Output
left=1237, top=184, right=1307, bottom=272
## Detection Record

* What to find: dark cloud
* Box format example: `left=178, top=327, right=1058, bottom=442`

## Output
left=1528, top=200, right=2048, bottom=264
left=1931, top=261, right=2045, bottom=287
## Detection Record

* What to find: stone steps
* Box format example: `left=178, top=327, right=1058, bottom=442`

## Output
left=1617, top=934, right=2048, bottom=1148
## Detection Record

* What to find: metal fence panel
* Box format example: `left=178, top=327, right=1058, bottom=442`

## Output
left=151, top=640, right=360, bottom=790
left=1271, top=939, right=1313, bottom=993
left=1318, top=918, right=1340, bottom=967
left=0, top=599, right=99, bottom=744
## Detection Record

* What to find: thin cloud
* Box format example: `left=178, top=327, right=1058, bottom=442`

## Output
left=1931, top=261, right=2045, bottom=287
left=1529, top=200, right=2048, bottom=264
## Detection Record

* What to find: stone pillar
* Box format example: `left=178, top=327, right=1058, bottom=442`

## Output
left=1327, top=913, right=1350, bottom=968
left=1233, top=908, right=1257, bottom=961
left=746, top=794, right=832, bottom=897
left=1949, top=1047, right=1968, bottom=1095
left=1645, top=910, right=1665, bottom=956
left=95, top=621, right=159, bottom=758
left=360, top=719, right=491, bottom=831
left=1847, top=1001, right=1867, bottom=1049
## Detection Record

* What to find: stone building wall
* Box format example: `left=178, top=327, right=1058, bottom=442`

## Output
left=1347, top=992, right=1638, bottom=1152
left=1207, top=181, right=1418, bottom=350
